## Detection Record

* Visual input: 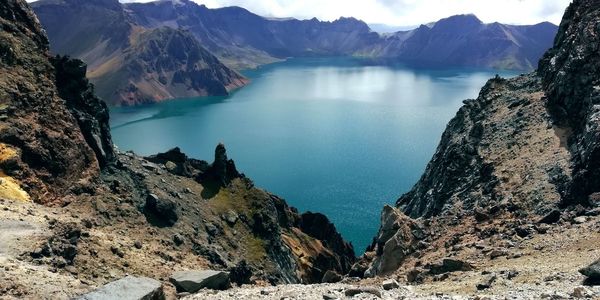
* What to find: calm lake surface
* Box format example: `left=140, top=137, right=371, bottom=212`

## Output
left=110, top=58, right=518, bottom=252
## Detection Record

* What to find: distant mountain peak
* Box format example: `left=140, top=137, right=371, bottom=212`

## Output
left=433, top=13, right=483, bottom=29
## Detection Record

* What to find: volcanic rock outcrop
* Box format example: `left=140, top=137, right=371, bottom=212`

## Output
left=0, top=0, right=114, bottom=204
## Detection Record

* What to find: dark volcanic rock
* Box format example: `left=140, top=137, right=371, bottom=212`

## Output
left=146, top=147, right=208, bottom=178
left=427, top=258, right=474, bottom=275
left=169, top=270, right=230, bottom=292
left=580, top=259, right=600, bottom=284
left=197, top=144, right=242, bottom=187
left=229, top=260, right=252, bottom=286
left=538, top=209, right=562, bottom=224
left=51, top=55, right=115, bottom=167
left=321, top=270, right=343, bottom=283
left=299, top=212, right=356, bottom=274
left=538, top=0, right=600, bottom=208
left=0, top=0, right=113, bottom=204
left=144, top=193, right=178, bottom=227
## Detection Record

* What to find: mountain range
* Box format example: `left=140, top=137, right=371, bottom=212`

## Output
left=31, top=0, right=558, bottom=106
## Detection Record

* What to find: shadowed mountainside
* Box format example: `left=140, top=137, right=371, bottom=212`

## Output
left=31, top=0, right=247, bottom=106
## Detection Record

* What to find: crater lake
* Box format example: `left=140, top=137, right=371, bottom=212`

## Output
left=110, top=57, right=518, bottom=252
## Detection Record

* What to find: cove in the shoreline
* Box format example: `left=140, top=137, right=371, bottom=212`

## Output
left=110, top=57, right=519, bottom=253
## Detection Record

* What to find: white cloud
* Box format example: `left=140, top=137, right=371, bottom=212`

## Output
left=31, top=0, right=573, bottom=26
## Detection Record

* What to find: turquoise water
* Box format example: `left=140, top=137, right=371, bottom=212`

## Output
left=110, top=58, right=518, bottom=253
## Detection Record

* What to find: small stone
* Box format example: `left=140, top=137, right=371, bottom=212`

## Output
left=30, top=248, right=44, bottom=259
left=489, top=249, right=508, bottom=259
left=222, top=210, right=238, bottom=225
left=572, top=286, right=593, bottom=298
left=428, top=258, right=473, bottom=274
left=205, top=223, right=219, bottom=236
left=506, top=270, right=519, bottom=280
left=322, top=294, right=338, bottom=300
left=535, top=224, right=550, bottom=234
left=165, top=161, right=177, bottom=172
left=344, top=287, right=382, bottom=298
left=110, top=246, right=124, bottom=258
left=382, top=279, right=400, bottom=290
left=538, top=210, right=561, bottom=224
left=134, top=241, right=143, bottom=249
left=474, top=209, right=490, bottom=222
left=406, top=268, right=423, bottom=283
left=322, top=270, right=342, bottom=283
left=173, top=234, right=185, bottom=246
left=476, top=274, right=497, bottom=290
left=573, top=216, right=587, bottom=224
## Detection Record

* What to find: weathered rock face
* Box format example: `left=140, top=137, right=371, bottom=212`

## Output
left=51, top=55, right=115, bottom=167
left=363, top=206, right=423, bottom=277
left=397, top=74, right=569, bottom=219
left=145, top=145, right=356, bottom=284
left=366, top=0, right=599, bottom=277
left=299, top=212, right=356, bottom=273
left=91, top=26, right=248, bottom=106
left=31, top=0, right=248, bottom=106
left=538, top=0, right=600, bottom=207
left=0, top=0, right=113, bottom=203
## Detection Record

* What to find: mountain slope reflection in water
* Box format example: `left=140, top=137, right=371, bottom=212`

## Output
left=111, top=58, right=518, bottom=252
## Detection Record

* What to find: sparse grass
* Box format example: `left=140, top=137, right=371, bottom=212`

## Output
left=244, top=235, right=267, bottom=264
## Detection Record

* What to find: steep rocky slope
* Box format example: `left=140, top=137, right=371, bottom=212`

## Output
left=538, top=0, right=600, bottom=207
left=0, top=1, right=354, bottom=298
left=88, top=26, right=248, bottom=106
left=31, top=0, right=247, bottom=106
left=0, top=0, right=114, bottom=204
left=357, top=0, right=600, bottom=280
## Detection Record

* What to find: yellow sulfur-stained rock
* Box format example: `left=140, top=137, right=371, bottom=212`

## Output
left=0, top=175, right=30, bottom=201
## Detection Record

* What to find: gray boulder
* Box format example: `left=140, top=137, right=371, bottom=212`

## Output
left=170, top=270, right=230, bottom=293
left=382, top=279, right=400, bottom=290
left=77, top=276, right=164, bottom=300
left=364, top=206, right=422, bottom=277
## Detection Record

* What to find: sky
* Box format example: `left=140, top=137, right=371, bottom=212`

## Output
left=115, top=0, right=572, bottom=26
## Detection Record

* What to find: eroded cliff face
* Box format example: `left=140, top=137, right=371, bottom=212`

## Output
left=538, top=0, right=600, bottom=207
left=359, top=0, right=599, bottom=278
left=32, top=0, right=248, bottom=106
left=0, top=0, right=114, bottom=204
left=0, top=1, right=354, bottom=297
